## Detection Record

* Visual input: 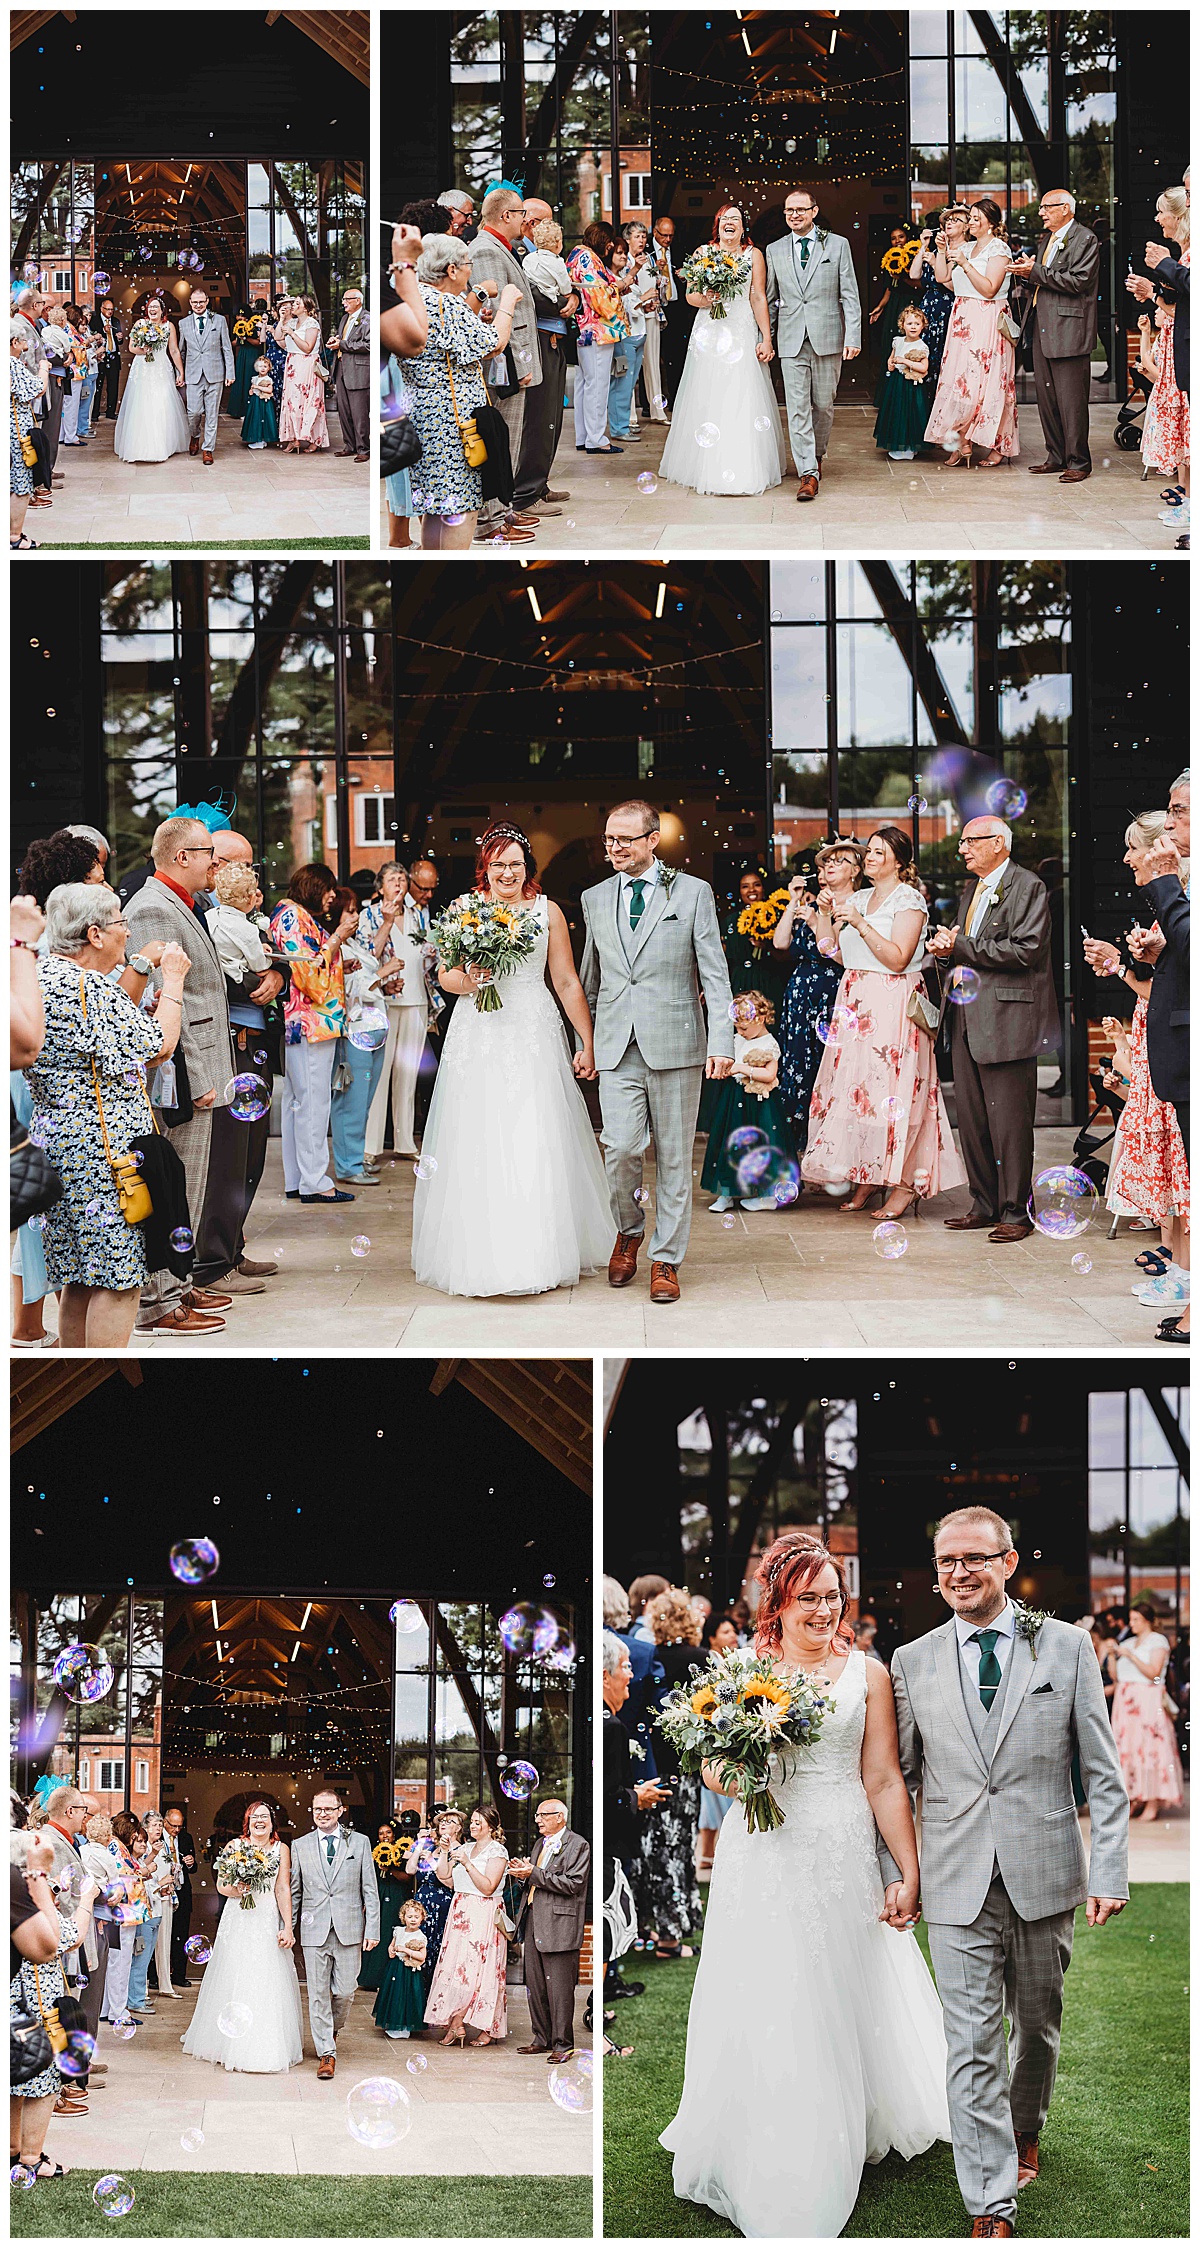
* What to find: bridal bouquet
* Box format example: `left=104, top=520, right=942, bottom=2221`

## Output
left=129, top=318, right=168, bottom=360
left=428, top=894, right=540, bottom=1013
left=213, top=1837, right=277, bottom=1910
left=676, top=244, right=752, bottom=320
left=657, top=1645, right=835, bottom=1833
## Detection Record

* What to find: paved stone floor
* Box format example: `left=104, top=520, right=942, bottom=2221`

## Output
left=42, top=1974, right=591, bottom=2178
left=388, top=396, right=1182, bottom=556
left=35, top=408, right=370, bottom=548
left=1079, top=1800, right=1189, bottom=1884
left=97, top=1124, right=1178, bottom=1355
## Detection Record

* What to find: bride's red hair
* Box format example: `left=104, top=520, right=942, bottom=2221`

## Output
left=711, top=203, right=753, bottom=247
left=475, top=825, right=541, bottom=899
left=753, top=1533, right=853, bottom=1658
left=241, top=1796, right=282, bottom=1842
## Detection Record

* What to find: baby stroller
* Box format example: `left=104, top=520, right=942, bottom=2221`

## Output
left=1113, top=365, right=1152, bottom=475
left=1073, top=1068, right=1126, bottom=1236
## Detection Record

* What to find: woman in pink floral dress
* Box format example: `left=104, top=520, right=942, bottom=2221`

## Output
left=801, top=826, right=967, bottom=1222
left=1103, top=812, right=1189, bottom=1289
left=924, top=198, right=1018, bottom=469
left=279, top=295, right=329, bottom=453
left=1109, top=1602, right=1184, bottom=1818
left=423, top=1806, right=509, bottom=2047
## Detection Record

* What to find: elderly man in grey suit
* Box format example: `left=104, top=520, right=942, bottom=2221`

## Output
left=928, top=817, right=1057, bottom=1244
left=176, top=289, right=235, bottom=463
left=291, top=1788, right=379, bottom=2078
left=467, top=183, right=541, bottom=544
left=764, top=188, right=861, bottom=499
left=510, top=1798, right=590, bottom=2063
left=580, top=798, right=734, bottom=1305
left=1010, top=189, right=1101, bottom=482
left=125, top=816, right=235, bottom=1335
left=884, top=1505, right=1128, bottom=2238
left=329, top=288, right=371, bottom=460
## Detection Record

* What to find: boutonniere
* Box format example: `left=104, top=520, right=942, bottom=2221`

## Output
left=659, top=863, right=679, bottom=899
left=817, top=228, right=830, bottom=251
left=1013, top=1603, right=1053, bottom=1650
left=629, top=1737, right=647, bottom=1765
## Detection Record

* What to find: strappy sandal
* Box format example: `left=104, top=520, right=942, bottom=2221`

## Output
left=939, top=452, right=972, bottom=469
left=10, top=535, right=37, bottom=550
left=977, top=452, right=1010, bottom=468
left=1135, top=1247, right=1173, bottom=1275
left=30, top=2156, right=68, bottom=2181
left=603, top=2034, right=634, bottom=2057
left=839, top=1187, right=880, bottom=1213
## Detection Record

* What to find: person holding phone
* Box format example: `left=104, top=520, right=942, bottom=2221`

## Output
left=909, top=205, right=970, bottom=380
left=773, top=839, right=864, bottom=1150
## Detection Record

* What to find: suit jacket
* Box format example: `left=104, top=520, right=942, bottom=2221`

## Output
left=171, top=1827, right=196, bottom=1900
left=124, top=876, right=234, bottom=1105
left=1152, top=251, right=1190, bottom=396
left=178, top=312, right=236, bottom=385
left=467, top=229, right=542, bottom=388
left=603, top=1708, right=641, bottom=1868
left=516, top=1828, right=590, bottom=1953
left=940, top=859, right=1057, bottom=1064
left=1011, top=221, right=1100, bottom=358
left=290, top=1826, right=380, bottom=1949
left=885, top=1615, right=1129, bottom=1925
left=88, top=311, right=125, bottom=358
left=331, top=308, right=372, bottom=391
left=764, top=229, right=862, bottom=357
left=580, top=867, right=734, bottom=1073
left=1142, top=874, right=1190, bottom=1108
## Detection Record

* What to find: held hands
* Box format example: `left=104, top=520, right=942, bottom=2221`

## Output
left=755, top=337, right=774, bottom=362
left=880, top=1879, right=921, bottom=1931
left=278, top=1925, right=295, bottom=1949
left=572, top=1048, right=598, bottom=1081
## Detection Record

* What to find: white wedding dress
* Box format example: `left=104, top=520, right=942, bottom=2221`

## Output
left=180, top=1845, right=304, bottom=2073
left=659, top=264, right=786, bottom=496
left=412, top=894, right=613, bottom=1297
left=114, top=328, right=191, bottom=462
left=660, top=1651, right=950, bottom=2237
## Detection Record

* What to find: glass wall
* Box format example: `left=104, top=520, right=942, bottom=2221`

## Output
left=1089, top=1388, right=1191, bottom=1627
left=12, top=158, right=96, bottom=309
left=10, top=1591, right=163, bottom=1815
left=394, top=1598, right=578, bottom=1847
left=677, top=1396, right=859, bottom=1613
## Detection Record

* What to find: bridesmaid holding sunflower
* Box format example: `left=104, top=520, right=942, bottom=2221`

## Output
left=358, top=1823, right=407, bottom=1990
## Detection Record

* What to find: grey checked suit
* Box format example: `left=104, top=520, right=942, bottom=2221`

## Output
left=177, top=312, right=236, bottom=451
left=467, top=229, right=541, bottom=529
left=290, top=1827, right=380, bottom=2057
left=580, top=867, right=734, bottom=1267
left=884, top=1614, right=1128, bottom=2223
left=764, top=228, right=862, bottom=475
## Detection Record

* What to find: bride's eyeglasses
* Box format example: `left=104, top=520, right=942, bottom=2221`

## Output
left=793, top=1589, right=843, bottom=1610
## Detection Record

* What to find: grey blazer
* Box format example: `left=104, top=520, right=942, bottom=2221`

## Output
left=939, top=859, right=1058, bottom=1063
left=764, top=229, right=862, bottom=357
left=178, top=312, right=236, bottom=385
left=466, top=231, right=542, bottom=389
left=124, top=878, right=234, bottom=1105
left=1012, top=221, right=1100, bottom=359
left=580, top=868, right=735, bottom=1073
left=290, top=1827, right=380, bottom=1949
left=517, top=1828, right=591, bottom=1953
left=885, top=1615, right=1129, bottom=1926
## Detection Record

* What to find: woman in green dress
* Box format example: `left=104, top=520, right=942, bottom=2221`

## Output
left=868, top=229, right=920, bottom=405
left=358, top=1823, right=407, bottom=1990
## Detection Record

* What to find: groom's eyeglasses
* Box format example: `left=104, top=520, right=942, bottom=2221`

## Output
left=604, top=833, right=655, bottom=851
left=934, top=1552, right=1009, bottom=1573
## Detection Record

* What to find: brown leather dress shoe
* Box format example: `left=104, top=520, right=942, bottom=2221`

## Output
left=943, top=1212, right=998, bottom=1230
left=145, top=1304, right=227, bottom=1334
left=650, top=1260, right=680, bottom=1303
left=189, top=437, right=200, bottom=457
left=1016, top=2132, right=1039, bottom=2187
left=316, top=2053, right=336, bottom=2079
left=54, top=2090, right=88, bottom=2115
left=608, top=1231, right=642, bottom=1286
left=989, top=1221, right=1033, bottom=1243
left=517, top=2041, right=549, bottom=2054
left=796, top=473, right=820, bottom=500
left=546, top=2045, right=573, bottom=2063
left=1027, top=461, right=1062, bottom=474
left=203, top=450, right=214, bottom=465
left=188, top=1286, right=233, bottom=1310
left=1059, top=467, right=1090, bottom=483
left=970, top=2221, right=1014, bottom=2238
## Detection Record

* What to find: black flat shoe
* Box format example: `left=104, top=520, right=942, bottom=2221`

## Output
left=1156, top=1315, right=1189, bottom=1343
left=586, top=444, right=623, bottom=454
left=299, top=1189, right=355, bottom=1203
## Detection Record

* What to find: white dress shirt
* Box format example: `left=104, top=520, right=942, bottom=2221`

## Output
left=792, top=227, right=820, bottom=277
left=955, top=1597, right=1017, bottom=1690
left=964, top=856, right=1009, bottom=934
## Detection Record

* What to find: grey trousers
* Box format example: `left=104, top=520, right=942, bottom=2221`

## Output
left=301, top=1935, right=362, bottom=2057
left=523, top=1938, right=579, bottom=2049
left=335, top=369, right=370, bottom=454
left=928, top=1875, right=1075, bottom=2223
left=598, top=1041, right=704, bottom=1266
left=950, top=1009, right=1038, bottom=1221
left=478, top=385, right=527, bottom=527
left=1031, top=329, right=1092, bottom=472
left=136, top=1103, right=213, bottom=1324
left=186, top=371, right=223, bottom=452
left=779, top=339, right=843, bottom=473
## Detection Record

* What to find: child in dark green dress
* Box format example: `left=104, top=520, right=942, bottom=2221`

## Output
left=873, top=306, right=931, bottom=461
left=701, top=991, right=798, bottom=1213
left=373, top=1898, right=428, bottom=2039
left=241, top=356, right=279, bottom=450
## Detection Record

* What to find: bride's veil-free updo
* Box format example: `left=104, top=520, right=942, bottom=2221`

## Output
left=711, top=203, right=754, bottom=248
left=752, top=1532, right=854, bottom=1658
left=475, top=823, right=541, bottom=899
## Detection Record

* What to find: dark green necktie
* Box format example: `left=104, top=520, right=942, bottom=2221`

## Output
left=628, top=877, right=646, bottom=929
left=969, top=1628, right=1002, bottom=1710
left=800, top=236, right=810, bottom=270
left=326, top=1836, right=336, bottom=1864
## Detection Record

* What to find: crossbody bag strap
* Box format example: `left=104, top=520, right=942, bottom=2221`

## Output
left=440, top=294, right=492, bottom=421
left=79, top=973, right=159, bottom=1142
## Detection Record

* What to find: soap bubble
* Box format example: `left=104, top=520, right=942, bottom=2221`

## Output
left=350, top=1236, right=371, bottom=1257
left=883, top=1096, right=906, bottom=1122
left=184, top=1934, right=212, bottom=1965
left=11, top=2164, right=36, bottom=2189
left=947, top=967, right=981, bottom=1005
left=543, top=1573, right=556, bottom=1588
left=721, top=1213, right=737, bottom=1229
left=224, top=1072, right=271, bottom=1121
left=217, top=2003, right=253, bottom=2040
left=348, top=1004, right=389, bottom=1052
left=636, top=471, right=658, bottom=495
left=170, top=1226, right=194, bottom=1254
left=499, top=1602, right=559, bottom=1657
left=549, top=2048, right=594, bottom=2112
left=51, top=1642, right=114, bottom=1704
left=346, top=2075, right=412, bottom=2148
left=414, top=1154, right=438, bottom=1180
left=390, top=1599, right=423, bottom=1633
left=110, top=2012, right=137, bottom=2040
left=1028, top=1165, right=1099, bottom=1241
left=734, top=1142, right=772, bottom=1190
left=406, top=2052, right=428, bottom=2074
left=93, top=2175, right=135, bottom=2217
left=695, top=423, right=720, bottom=448
left=58, top=2028, right=97, bottom=2078
left=170, top=1537, right=219, bottom=1585
left=253, top=1049, right=269, bottom=1066
left=986, top=777, right=1027, bottom=819
left=907, top=794, right=929, bottom=815
left=543, top=1629, right=576, bottom=1673
left=1071, top=1251, right=1093, bottom=1274
left=816, top=1004, right=857, bottom=1047
left=754, top=413, right=773, bottom=432
left=727, top=1124, right=768, bottom=1156
left=180, top=2128, right=205, bottom=2153
left=499, top=1759, right=539, bottom=1800
left=872, top=1222, right=909, bottom=1260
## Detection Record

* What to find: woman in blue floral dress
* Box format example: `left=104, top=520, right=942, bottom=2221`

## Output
left=405, top=233, right=524, bottom=550
left=406, top=1809, right=463, bottom=1992
left=772, top=841, right=865, bottom=1151
left=10, top=333, right=48, bottom=550
left=909, top=206, right=969, bottom=383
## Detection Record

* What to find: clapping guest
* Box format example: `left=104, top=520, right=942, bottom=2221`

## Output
left=509, top=1800, right=590, bottom=2062
left=423, top=1807, right=510, bottom=2048
left=329, top=288, right=371, bottom=462
left=774, top=841, right=863, bottom=1153
left=566, top=223, right=628, bottom=455
left=405, top=1810, right=464, bottom=1990
left=330, top=883, right=391, bottom=1187
left=270, top=863, right=357, bottom=1206
left=607, top=235, right=658, bottom=444
left=121, top=1818, right=162, bottom=2019
left=909, top=208, right=968, bottom=380
left=279, top=295, right=329, bottom=454
left=402, top=233, right=527, bottom=550
left=1009, top=188, right=1101, bottom=483
left=924, top=198, right=1017, bottom=469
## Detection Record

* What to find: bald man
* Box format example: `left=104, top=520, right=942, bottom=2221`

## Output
left=193, top=829, right=282, bottom=1292
left=509, top=1800, right=590, bottom=2061
left=471, top=185, right=542, bottom=540
left=511, top=198, right=576, bottom=517
left=329, top=289, right=371, bottom=461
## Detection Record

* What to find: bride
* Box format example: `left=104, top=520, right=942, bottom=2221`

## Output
left=412, top=823, right=613, bottom=1298
left=660, top=1534, right=950, bottom=2237
left=659, top=204, right=786, bottom=497
left=181, top=1798, right=303, bottom=2074
left=113, top=297, right=191, bottom=463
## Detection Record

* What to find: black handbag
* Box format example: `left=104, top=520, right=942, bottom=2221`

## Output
left=11, top=1101, right=63, bottom=1226
left=10, top=2013, right=53, bottom=2089
left=381, top=415, right=422, bottom=476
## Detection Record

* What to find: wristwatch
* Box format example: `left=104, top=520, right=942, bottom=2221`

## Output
left=127, top=952, right=154, bottom=977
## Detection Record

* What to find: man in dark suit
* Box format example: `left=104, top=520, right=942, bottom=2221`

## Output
left=1135, top=772, right=1190, bottom=1339
left=602, top=1632, right=672, bottom=2008
left=164, top=1807, right=197, bottom=1985
left=1010, top=189, right=1101, bottom=482
left=509, top=1800, right=590, bottom=2062
left=650, top=216, right=689, bottom=409
left=89, top=299, right=125, bottom=418
left=928, top=817, right=1058, bottom=1243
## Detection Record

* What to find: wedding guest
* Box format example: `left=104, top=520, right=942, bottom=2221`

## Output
left=33, top=1784, right=98, bottom=2115
left=701, top=989, right=796, bottom=1214
left=406, top=1809, right=464, bottom=1990
left=122, top=1817, right=162, bottom=2019
left=373, top=1897, right=427, bottom=2038
left=1136, top=299, right=1187, bottom=517
left=56, top=308, right=88, bottom=448
left=364, top=859, right=438, bottom=1164
left=423, top=1806, right=510, bottom=2047
left=469, top=183, right=545, bottom=541
left=264, top=297, right=291, bottom=414
left=696, top=1613, right=739, bottom=1870
left=639, top=222, right=670, bottom=424
left=1140, top=183, right=1191, bottom=541
left=1008, top=189, right=1101, bottom=482
left=359, top=1825, right=406, bottom=1993
left=602, top=1574, right=657, bottom=1748
left=164, top=1809, right=197, bottom=1986
left=873, top=304, right=931, bottom=460
left=404, top=233, right=527, bottom=550
left=802, top=827, right=967, bottom=1220
left=909, top=207, right=968, bottom=379
left=566, top=223, right=628, bottom=455
left=330, top=882, right=390, bottom=1187
left=633, top=1589, right=704, bottom=1960
left=650, top=215, right=687, bottom=408
left=868, top=226, right=920, bottom=399
left=622, top=221, right=662, bottom=428
left=774, top=842, right=864, bottom=1151
left=329, top=288, right=371, bottom=461
left=36, top=306, right=72, bottom=472
left=142, top=1809, right=179, bottom=1999
left=227, top=303, right=263, bottom=418
left=629, top=1574, right=669, bottom=1644
left=509, top=1800, right=590, bottom=2061
left=106, top=1810, right=151, bottom=2021
left=722, top=870, right=787, bottom=1014
left=79, top=1810, right=118, bottom=2027
left=1135, top=188, right=1191, bottom=531
left=602, top=1633, right=671, bottom=2015
left=279, top=296, right=329, bottom=453
left=1134, top=771, right=1191, bottom=1338
left=240, top=356, right=278, bottom=449
left=1110, top=1601, right=1184, bottom=1819
left=512, top=211, right=576, bottom=515
left=194, top=839, right=281, bottom=1299
left=10, top=1832, right=98, bottom=2181
left=358, top=860, right=409, bottom=1153
left=607, top=235, right=657, bottom=444
left=437, top=189, right=476, bottom=238
left=10, top=320, right=50, bottom=550
left=88, top=298, right=124, bottom=418
left=925, top=198, right=1018, bottom=469
left=270, top=864, right=357, bottom=1206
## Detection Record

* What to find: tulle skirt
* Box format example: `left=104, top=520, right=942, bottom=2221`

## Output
left=114, top=353, right=191, bottom=462
left=660, top=297, right=786, bottom=496
left=801, top=968, right=967, bottom=1197
left=1112, top=1680, right=1184, bottom=1805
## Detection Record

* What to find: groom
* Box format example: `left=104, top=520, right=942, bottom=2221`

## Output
left=882, top=1505, right=1129, bottom=2238
left=580, top=799, right=734, bottom=1306
left=764, top=189, right=861, bottom=500
left=290, top=1787, right=379, bottom=2078
left=177, top=289, right=235, bottom=465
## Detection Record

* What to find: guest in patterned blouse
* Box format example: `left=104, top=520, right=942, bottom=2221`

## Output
left=403, top=233, right=527, bottom=551
left=269, top=863, right=359, bottom=1206
left=771, top=840, right=864, bottom=1152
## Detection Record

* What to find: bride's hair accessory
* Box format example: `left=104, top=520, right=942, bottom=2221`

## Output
left=753, top=1533, right=852, bottom=1656
left=475, top=824, right=540, bottom=897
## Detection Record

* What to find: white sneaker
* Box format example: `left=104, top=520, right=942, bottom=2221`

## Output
left=888, top=449, right=917, bottom=461
left=739, top=1195, right=780, bottom=1213
left=1133, top=1271, right=1190, bottom=1304
left=708, top=1196, right=734, bottom=1214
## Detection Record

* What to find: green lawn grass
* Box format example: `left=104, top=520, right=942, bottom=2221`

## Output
left=10, top=2171, right=590, bottom=2238
left=603, top=1883, right=1187, bottom=2238
left=34, top=539, right=370, bottom=553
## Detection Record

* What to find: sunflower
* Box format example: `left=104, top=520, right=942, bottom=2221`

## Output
left=690, top=1684, right=719, bottom=1718
left=882, top=240, right=920, bottom=276
left=739, top=1675, right=791, bottom=1713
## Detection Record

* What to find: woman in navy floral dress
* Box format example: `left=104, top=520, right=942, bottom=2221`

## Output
left=406, top=1809, right=463, bottom=1992
left=772, top=841, right=865, bottom=1150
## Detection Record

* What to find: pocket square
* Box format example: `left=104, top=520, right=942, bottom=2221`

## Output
left=1032, top=1681, right=1054, bottom=1694
left=662, top=912, right=679, bottom=922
